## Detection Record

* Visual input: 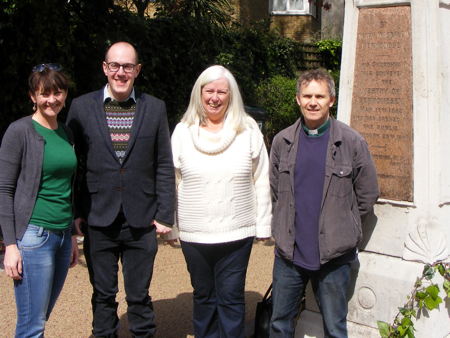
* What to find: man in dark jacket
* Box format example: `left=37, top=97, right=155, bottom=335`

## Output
left=269, top=69, right=379, bottom=338
left=67, top=41, right=175, bottom=338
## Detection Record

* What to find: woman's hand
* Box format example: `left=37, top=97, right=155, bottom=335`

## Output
left=70, top=236, right=79, bottom=268
left=4, top=244, right=22, bottom=280
left=153, top=220, right=172, bottom=235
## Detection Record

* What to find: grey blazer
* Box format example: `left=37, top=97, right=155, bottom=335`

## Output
left=66, top=89, right=175, bottom=228
left=0, top=116, right=75, bottom=245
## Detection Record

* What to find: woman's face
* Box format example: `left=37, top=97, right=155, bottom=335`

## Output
left=201, top=77, right=230, bottom=124
left=30, top=86, right=67, bottom=119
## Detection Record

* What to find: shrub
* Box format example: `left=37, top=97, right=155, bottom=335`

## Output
left=255, top=75, right=298, bottom=146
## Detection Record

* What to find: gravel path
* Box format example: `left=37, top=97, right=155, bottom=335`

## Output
left=0, top=239, right=274, bottom=338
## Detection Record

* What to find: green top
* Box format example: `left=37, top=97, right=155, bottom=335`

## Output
left=29, top=120, right=77, bottom=230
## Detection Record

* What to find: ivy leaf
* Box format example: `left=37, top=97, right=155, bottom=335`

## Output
left=401, top=317, right=413, bottom=327
left=424, top=295, right=442, bottom=310
left=443, top=280, right=450, bottom=297
left=437, top=263, right=445, bottom=276
left=423, top=264, right=435, bottom=280
left=377, top=321, right=391, bottom=338
left=397, top=325, right=407, bottom=336
left=407, top=325, right=415, bottom=338
left=426, top=285, right=440, bottom=300
left=415, top=291, right=427, bottom=300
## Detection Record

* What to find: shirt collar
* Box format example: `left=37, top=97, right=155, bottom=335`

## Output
left=302, top=118, right=331, bottom=137
left=103, top=85, right=136, bottom=103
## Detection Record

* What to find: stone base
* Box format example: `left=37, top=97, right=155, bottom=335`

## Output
left=293, top=252, right=450, bottom=337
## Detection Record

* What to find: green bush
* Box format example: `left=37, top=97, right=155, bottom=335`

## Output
left=0, top=1, right=341, bottom=137
left=255, top=75, right=299, bottom=146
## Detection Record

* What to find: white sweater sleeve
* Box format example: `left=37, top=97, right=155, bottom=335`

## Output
left=161, top=124, right=183, bottom=241
left=251, top=125, right=272, bottom=239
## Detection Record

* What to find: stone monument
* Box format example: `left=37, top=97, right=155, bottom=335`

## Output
left=296, top=0, right=450, bottom=337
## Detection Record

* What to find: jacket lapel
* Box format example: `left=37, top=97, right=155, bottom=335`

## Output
left=93, top=90, right=121, bottom=163
left=123, top=91, right=145, bottom=162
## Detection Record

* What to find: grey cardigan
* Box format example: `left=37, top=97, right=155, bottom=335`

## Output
left=0, top=116, right=74, bottom=245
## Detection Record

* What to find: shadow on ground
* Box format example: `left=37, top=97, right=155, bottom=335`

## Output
left=95, top=291, right=267, bottom=338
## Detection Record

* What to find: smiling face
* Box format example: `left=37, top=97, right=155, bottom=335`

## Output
left=102, top=42, right=141, bottom=102
left=201, top=77, right=230, bottom=124
left=296, top=79, right=335, bottom=129
left=30, top=86, right=67, bottom=120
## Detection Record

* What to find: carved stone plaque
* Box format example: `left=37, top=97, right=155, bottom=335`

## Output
left=351, top=6, right=413, bottom=202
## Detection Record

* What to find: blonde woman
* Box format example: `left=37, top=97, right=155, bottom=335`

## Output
left=169, top=65, right=272, bottom=338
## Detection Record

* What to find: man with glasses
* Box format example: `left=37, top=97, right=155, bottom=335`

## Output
left=67, top=41, right=175, bottom=338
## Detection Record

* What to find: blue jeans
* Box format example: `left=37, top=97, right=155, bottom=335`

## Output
left=270, top=255, right=351, bottom=338
left=181, top=237, right=254, bottom=338
left=14, top=224, right=72, bottom=338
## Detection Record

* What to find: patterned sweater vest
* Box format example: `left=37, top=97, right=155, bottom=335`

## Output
left=104, top=99, right=135, bottom=163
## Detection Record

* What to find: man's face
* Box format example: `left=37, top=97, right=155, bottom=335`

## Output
left=102, top=43, right=141, bottom=102
left=296, top=79, right=335, bottom=129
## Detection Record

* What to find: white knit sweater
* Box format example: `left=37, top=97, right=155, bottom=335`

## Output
left=169, top=117, right=272, bottom=244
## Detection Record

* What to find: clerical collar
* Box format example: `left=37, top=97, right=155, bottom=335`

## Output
left=302, top=118, right=331, bottom=137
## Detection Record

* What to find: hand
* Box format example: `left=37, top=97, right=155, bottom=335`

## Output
left=4, top=244, right=22, bottom=280
left=153, top=220, right=172, bottom=235
left=256, top=237, right=270, bottom=242
left=70, top=236, right=79, bottom=268
left=163, top=239, right=178, bottom=247
left=73, top=218, right=85, bottom=236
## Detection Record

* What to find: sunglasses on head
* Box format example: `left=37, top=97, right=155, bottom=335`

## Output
left=32, top=63, right=62, bottom=73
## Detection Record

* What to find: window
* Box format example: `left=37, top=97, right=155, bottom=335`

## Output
left=270, top=0, right=315, bottom=15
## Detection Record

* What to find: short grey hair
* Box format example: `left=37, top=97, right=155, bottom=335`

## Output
left=296, top=68, right=336, bottom=97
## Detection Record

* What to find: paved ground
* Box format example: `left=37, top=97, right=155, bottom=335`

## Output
left=0, top=239, right=274, bottom=338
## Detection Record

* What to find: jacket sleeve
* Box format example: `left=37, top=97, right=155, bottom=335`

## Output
left=66, top=99, right=86, bottom=221
left=153, top=101, right=176, bottom=225
left=269, top=134, right=282, bottom=205
left=353, top=137, right=379, bottom=218
left=0, top=124, right=23, bottom=245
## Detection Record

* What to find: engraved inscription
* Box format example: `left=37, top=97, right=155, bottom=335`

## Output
left=351, top=6, right=413, bottom=202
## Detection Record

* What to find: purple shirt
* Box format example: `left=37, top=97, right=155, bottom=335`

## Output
left=292, top=127, right=330, bottom=270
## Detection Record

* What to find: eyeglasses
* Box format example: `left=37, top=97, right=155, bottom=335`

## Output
left=32, top=63, right=62, bottom=73
left=105, top=62, right=136, bottom=73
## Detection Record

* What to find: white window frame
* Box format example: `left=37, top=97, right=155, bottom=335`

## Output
left=270, top=0, right=316, bottom=16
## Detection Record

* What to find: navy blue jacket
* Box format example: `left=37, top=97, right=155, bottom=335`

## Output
left=66, top=89, right=175, bottom=228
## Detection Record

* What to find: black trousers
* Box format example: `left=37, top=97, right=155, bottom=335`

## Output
left=181, top=237, right=254, bottom=338
left=83, top=214, right=158, bottom=338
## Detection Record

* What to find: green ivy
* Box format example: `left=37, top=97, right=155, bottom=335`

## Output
left=377, top=262, right=450, bottom=338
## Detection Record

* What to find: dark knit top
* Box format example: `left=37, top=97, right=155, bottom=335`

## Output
left=293, top=122, right=330, bottom=270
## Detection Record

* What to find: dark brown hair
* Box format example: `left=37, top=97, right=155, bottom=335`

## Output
left=28, top=68, right=70, bottom=94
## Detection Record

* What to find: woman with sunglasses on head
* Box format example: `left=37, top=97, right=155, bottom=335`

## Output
left=0, top=63, right=78, bottom=337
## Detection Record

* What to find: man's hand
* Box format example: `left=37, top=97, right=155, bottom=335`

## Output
left=153, top=220, right=172, bottom=235
left=4, top=244, right=22, bottom=280
left=70, top=236, right=79, bottom=268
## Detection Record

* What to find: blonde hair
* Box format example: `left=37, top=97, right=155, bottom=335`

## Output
left=181, top=65, right=249, bottom=132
